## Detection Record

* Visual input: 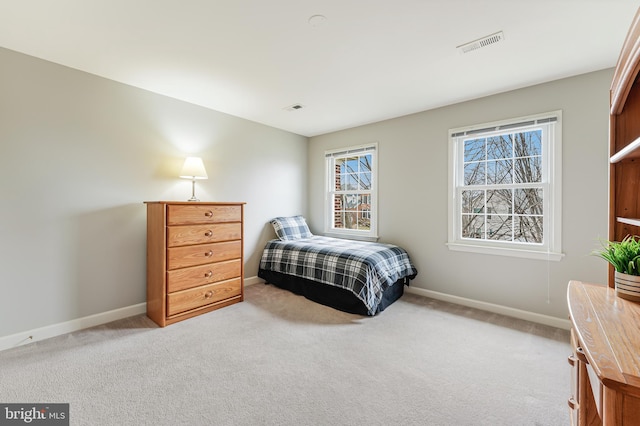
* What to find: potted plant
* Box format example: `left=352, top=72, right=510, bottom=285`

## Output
left=593, top=235, right=640, bottom=302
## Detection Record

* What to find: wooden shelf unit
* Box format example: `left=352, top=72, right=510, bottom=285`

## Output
left=609, top=7, right=640, bottom=286
left=566, top=9, right=640, bottom=425
left=617, top=217, right=640, bottom=227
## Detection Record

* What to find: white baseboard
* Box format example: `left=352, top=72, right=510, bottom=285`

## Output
left=244, top=275, right=264, bottom=286
left=0, top=303, right=147, bottom=353
left=0, top=276, right=266, bottom=353
left=405, top=286, right=571, bottom=330
left=0, top=278, right=568, bottom=353
left=243, top=276, right=570, bottom=329
left=242, top=276, right=571, bottom=329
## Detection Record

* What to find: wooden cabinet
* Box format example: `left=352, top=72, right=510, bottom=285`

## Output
left=145, top=201, right=245, bottom=327
left=609, top=7, right=640, bottom=285
left=567, top=281, right=640, bottom=425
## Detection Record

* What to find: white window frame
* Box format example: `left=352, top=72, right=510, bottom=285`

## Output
left=447, top=111, right=563, bottom=261
left=324, top=143, right=378, bottom=241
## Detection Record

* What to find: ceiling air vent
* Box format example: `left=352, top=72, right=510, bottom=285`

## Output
left=284, top=103, right=304, bottom=111
left=457, top=31, right=504, bottom=54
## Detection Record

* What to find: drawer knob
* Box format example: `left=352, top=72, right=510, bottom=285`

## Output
left=204, top=291, right=213, bottom=298
left=567, top=397, right=578, bottom=410
left=205, top=250, right=213, bottom=257
left=205, top=270, right=213, bottom=278
left=204, top=210, right=213, bottom=218
left=205, top=230, right=213, bottom=237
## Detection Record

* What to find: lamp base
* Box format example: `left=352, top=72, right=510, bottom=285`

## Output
left=187, top=178, right=199, bottom=202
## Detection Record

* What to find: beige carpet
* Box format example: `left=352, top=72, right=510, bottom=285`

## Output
left=0, top=284, right=570, bottom=425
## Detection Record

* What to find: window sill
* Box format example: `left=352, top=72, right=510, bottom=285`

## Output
left=323, top=232, right=379, bottom=242
left=446, top=242, right=564, bottom=261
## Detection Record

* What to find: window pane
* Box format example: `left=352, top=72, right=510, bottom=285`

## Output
left=464, top=162, right=485, bottom=185
left=344, top=194, right=358, bottom=209
left=333, top=194, right=343, bottom=209
left=359, top=155, right=372, bottom=173
left=360, top=172, right=371, bottom=190
left=464, top=138, right=485, bottom=162
left=333, top=175, right=341, bottom=191
left=514, top=156, right=541, bottom=183
left=333, top=195, right=344, bottom=228
left=358, top=194, right=371, bottom=209
left=344, top=212, right=358, bottom=229
left=357, top=217, right=370, bottom=230
left=486, top=189, right=512, bottom=214
left=357, top=194, right=371, bottom=230
left=515, top=130, right=542, bottom=157
left=487, top=215, right=512, bottom=241
left=462, top=214, right=484, bottom=239
left=462, top=190, right=484, bottom=214
left=514, top=216, right=543, bottom=243
left=514, top=188, right=543, bottom=215
left=344, top=157, right=358, bottom=174
left=486, top=159, right=512, bottom=184
left=344, top=173, right=358, bottom=190
left=333, top=160, right=343, bottom=190
left=337, top=174, right=358, bottom=191
left=487, top=135, right=512, bottom=160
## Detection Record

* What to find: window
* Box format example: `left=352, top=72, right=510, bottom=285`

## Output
left=325, top=144, right=378, bottom=240
left=448, top=111, right=563, bottom=260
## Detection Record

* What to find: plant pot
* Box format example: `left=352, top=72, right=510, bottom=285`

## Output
left=614, top=271, right=640, bottom=302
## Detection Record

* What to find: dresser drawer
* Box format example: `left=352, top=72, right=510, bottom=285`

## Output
left=167, top=278, right=242, bottom=316
left=167, top=259, right=242, bottom=293
left=167, top=204, right=241, bottom=225
left=167, top=223, right=241, bottom=247
left=167, top=240, right=241, bottom=270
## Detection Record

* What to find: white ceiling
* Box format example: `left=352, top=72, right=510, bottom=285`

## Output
left=1, top=1, right=638, bottom=137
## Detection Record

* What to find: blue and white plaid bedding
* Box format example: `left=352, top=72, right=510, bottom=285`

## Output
left=259, top=236, right=417, bottom=315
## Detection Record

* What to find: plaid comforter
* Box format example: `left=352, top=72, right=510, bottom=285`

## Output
left=259, top=236, right=417, bottom=315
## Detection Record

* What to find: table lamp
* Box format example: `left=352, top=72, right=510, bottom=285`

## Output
left=179, top=157, right=208, bottom=201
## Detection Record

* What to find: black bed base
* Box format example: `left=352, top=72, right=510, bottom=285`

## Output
left=257, top=269, right=407, bottom=316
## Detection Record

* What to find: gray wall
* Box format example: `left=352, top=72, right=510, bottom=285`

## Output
left=0, top=47, right=307, bottom=337
left=308, top=69, right=612, bottom=320
left=0, top=44, right=612, bottom=338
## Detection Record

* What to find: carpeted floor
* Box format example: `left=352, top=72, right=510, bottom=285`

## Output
left=0, top=284, right=570, bottom=425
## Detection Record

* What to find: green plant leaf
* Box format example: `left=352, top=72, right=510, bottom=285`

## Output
left=592, top=235, right=640, bottom=275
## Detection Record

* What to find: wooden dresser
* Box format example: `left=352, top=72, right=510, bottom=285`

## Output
left=567, top=281, right=640, bottom=425
left=145, top=201, right=245, bottom=327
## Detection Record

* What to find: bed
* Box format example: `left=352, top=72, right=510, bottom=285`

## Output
left=258, top=216, right=418, bottom=315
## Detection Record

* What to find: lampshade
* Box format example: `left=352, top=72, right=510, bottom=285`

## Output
left=179, top=157, right=208, bottom=179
